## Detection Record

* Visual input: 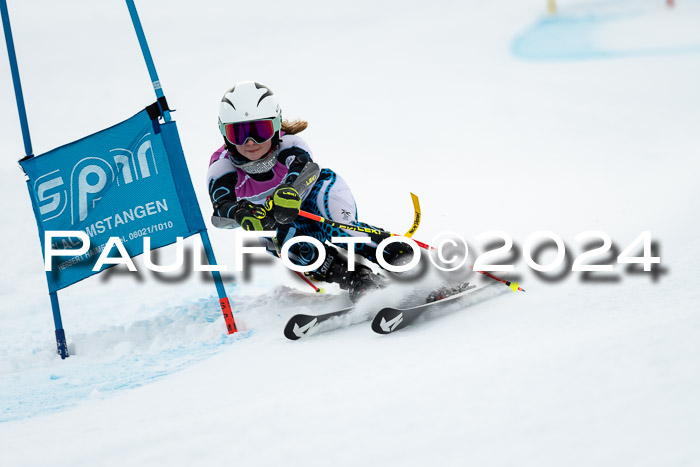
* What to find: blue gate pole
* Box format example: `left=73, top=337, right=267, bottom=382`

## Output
left=200, top=231, right=238, bottom=334
left=125, top=0, right=237, bottom=333
left=1, top=0, right=32, bottom=156
left=124, top=0, right=171, bottom=122
left=1, top=0, right=69, bottom=358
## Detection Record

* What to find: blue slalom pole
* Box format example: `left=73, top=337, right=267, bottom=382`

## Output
left=124, top=0, right=237, bottom=333
left=2, top=0, right=69, bottom=358
left=1, top=0, right=33, bottom=157
left=200, top=231, right=238, bottom=333
left=124, top=0, right=171, bottom=122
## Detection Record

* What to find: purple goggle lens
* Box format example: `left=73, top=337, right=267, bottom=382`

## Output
left=223, top=119, right=276, bottom=145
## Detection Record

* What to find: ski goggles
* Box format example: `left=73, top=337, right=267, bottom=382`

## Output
left=219, top=117, right=281, bottom=146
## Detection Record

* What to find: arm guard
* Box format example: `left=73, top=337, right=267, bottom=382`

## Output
left=209, top=171, right=239, bottom=220
left=277, top=146, right=320, bottom=196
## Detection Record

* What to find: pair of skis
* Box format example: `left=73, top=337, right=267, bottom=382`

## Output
left=211, top=189, right=523, bottom=339
left=283, top=281, right=479, bottom=340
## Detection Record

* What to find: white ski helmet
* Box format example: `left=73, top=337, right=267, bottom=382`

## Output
left=218, top=81, right=282, bottom=144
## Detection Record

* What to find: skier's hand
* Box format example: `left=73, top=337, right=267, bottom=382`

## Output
left=234, top=200, right=277, bottom=231
left=272, top=184, right=301, bottom=224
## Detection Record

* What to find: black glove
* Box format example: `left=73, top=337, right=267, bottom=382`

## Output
left=234, top=200, right=277, bottom=231
left=272, top=184, right=301, bottom=224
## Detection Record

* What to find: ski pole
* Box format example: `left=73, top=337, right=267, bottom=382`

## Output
left=470, top=268, right=524, bottom=292
left=297, top=210, right=525, bottom=292
left=297, top=210, right=431, bottom=249
left=294, top=270, right=324, bottom=293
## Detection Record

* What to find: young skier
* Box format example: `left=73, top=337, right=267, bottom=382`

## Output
left=207, top=81, right=404, bottom=301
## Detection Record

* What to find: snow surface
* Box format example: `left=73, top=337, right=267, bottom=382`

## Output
left=1, top=0, right=699, bottom=465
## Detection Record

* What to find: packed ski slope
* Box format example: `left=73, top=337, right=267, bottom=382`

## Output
left=1, top=0, right=699, bottom=466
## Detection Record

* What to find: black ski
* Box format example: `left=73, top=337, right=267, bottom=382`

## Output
left=284, top=282, right=485, bottom=340
left=371, top=282, right=478, bottom=334
left=282, top=285, right=430, bottom=340
left=283, top=306, right=355, bottom=340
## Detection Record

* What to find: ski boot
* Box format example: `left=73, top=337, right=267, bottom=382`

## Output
left=382, top=241, right=417, bottom=267
left=348, top=265, right=388, bottom=303
left=306, top=245, right=387, bottom=303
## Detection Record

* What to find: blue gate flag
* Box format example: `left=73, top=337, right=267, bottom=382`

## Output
left=20, top=105, right=206, bottom=292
